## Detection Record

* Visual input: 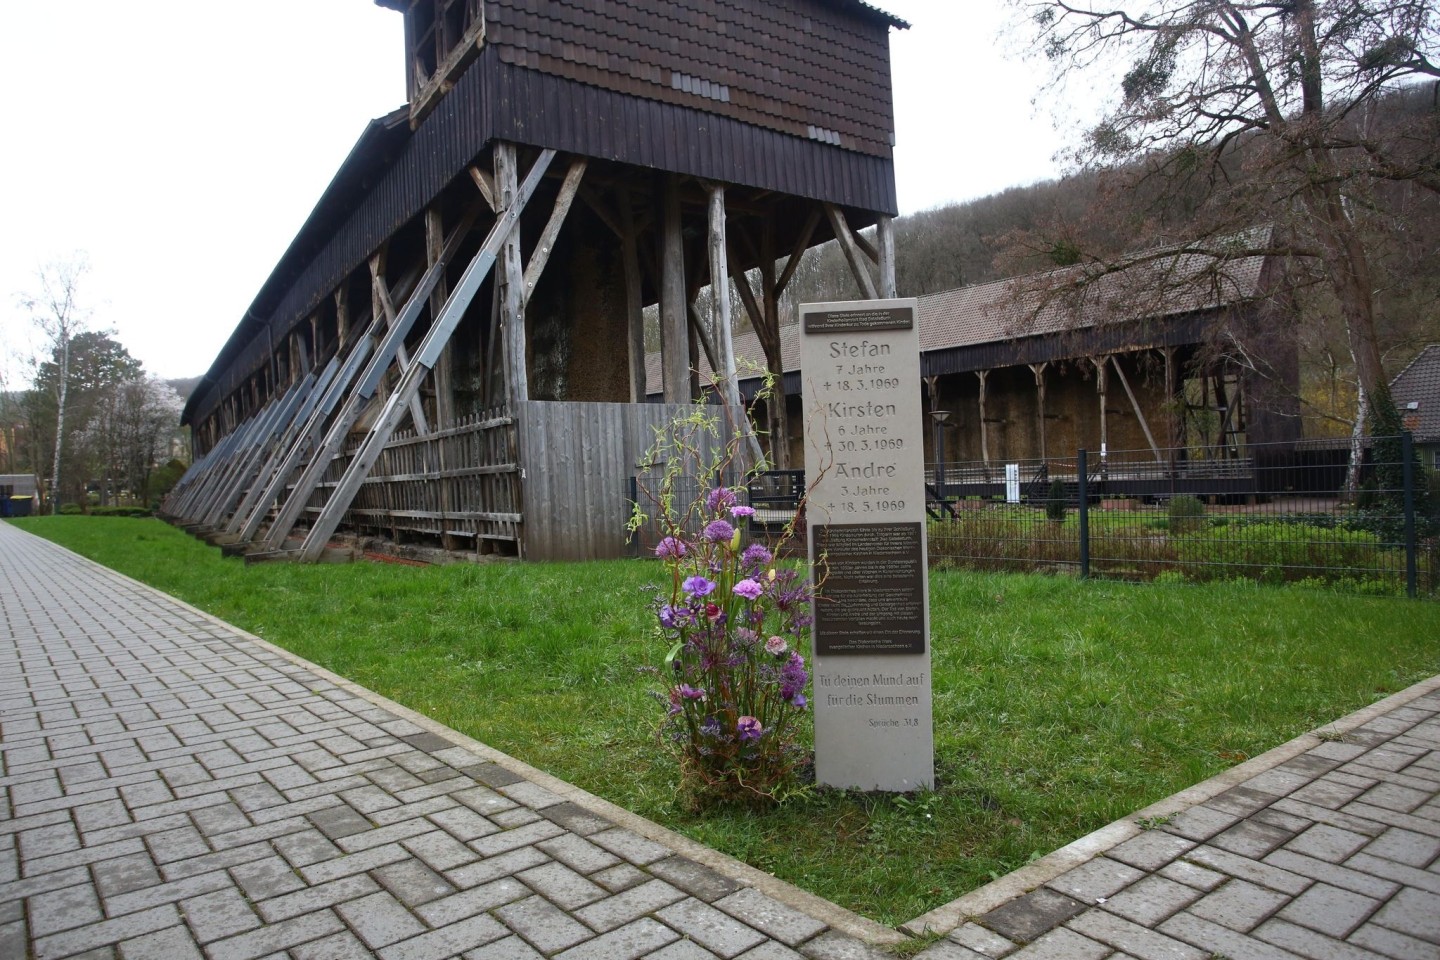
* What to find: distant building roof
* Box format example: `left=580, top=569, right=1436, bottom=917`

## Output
left=1391, top=344, right=1440, bottom=441
left=647, top=237, right=1273, bottom=396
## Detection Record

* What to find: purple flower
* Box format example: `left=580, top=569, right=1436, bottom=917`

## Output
left=732, top=578, right=763, bottom=600
left=699, top=716, right=721, bottom=738
left=780, top=652, right=808, bottom=701
left=678, top=684, right=706, bottom=701
left=654, top=536, right=687, bottom=559
left=791, top=693, right=807, bottom=709
left=736, top=716, right=763, bottom=741
left=657, top=604, right=691, bottom=629
left=706, top=488, right=738, bottom=513
left=765, top=635, right=789, bottom=657
left=729, top=505, right=755, bottom=518
left=741, top=543, right=773, bottom=568
left=702, top=519, right=735, bottom=542
left=683, top=576, right=716, bottom=597
left=734, top=628, right=759, bottom=647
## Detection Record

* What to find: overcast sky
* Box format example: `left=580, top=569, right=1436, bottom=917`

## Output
left=0, top=1, right=1075, bottom=385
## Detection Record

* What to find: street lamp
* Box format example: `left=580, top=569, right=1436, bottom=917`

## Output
left=930, top=408, right=952, bottom=503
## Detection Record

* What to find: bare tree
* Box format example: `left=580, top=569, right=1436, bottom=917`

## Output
left=19, top=257, right=91, bottom=513
left=1012, top=0, right=1440, bottom=432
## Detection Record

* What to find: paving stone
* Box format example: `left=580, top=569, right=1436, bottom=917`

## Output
left=31, top=904, right=182, bottom=960
left=576, top=879, right=688, bottom=933
left=28, top=880, right=106, bottom=936
left=1183, top=845, right=1312, bottom=895
left=491, top=808, right=543, bottom=829
left=373, top=857, right=457, bottom=906
left=1068, top=908, right=1207, bottom=960
left=471, top=820, right=567, bottom=858
left=946, top=924, right=1017, bottom=960
left=1252, top=918, right=1380, bottom=960
left=590, top=863, right=650, bottom=894
left=1210, top=785, right=1282, bottom=818
left=206, top=910, right=348, bottom=960
left=497, top=894, right=596, bottom=953
left=1158, top=912, right=1302, bottom=960
left=271, top=828, right=344, bottom=869
left=1188, top=878, right=1290, bottom=933
left=307, top=804, right=373, bottom=841
left=463, top=934, right=548, bottom=960
left=471, top=764, right=526, bottom=789
left=453, top=785, right=518, bottom=816
left=1344, top=852, right=1440, bottom=895
left=1156, top=860, right=1228, bottom=893
left=1109, top=831, right=1197, bottom=871
left=1261, top=849, right=1401, bottom=899
left=1044, top=856, right=1146, bottom=903
left=590, top=829, right=674, bottom=867
left=518, top=860, right=608, bottom=909
left=656, top=897, right=768, bottom=958
left=232, top=856, right=308, bottom=901
left=1362, top=826, right=1440, bottom=867
left=403, top=828, right=480, bottom=872
left=499, top=781, right=566, bottom=810
left=255, top=873, right=380, bottom=922
left=1211, top=820, right=1297, bottom=859
left=92, top=853, right=163, bottom=898
left=1288, top=776, right=1370, bottom=810
left=335, top=891, right=428, bottom=950
left=1369, top=887, right=1440, bottom=944
left=1350, top=920, right=1440, bottom=960
left=117, top=924, right=204, bottom=960
left=977, top=889, right=1088, bottom=945
left=428, top=806, right=501, bottom=843
left=415, top=877, right=529, bottom=928
left=179, top=887, right=261, bottom=943
left=1101, top=875, right=1204, bottom=926
left=1273, top=881, right=1379, bottom=939
left=103, top=869, right=233, bottom=917
left=537, top=833, right=622, bottom=875
left=555, top=917, right=679, bottom=960
left=911, top=941, right=990, bottom=960
left=648, top=939, right=724, bottom=960
left=446, top=845, right=552, bottom=888
left=713, top=888, right=827, bottom=947
left=540, top=802, right=615, bottom=837
left=1281, top=823, right=1372, bottom=863
left=298, top=842, right=413, bottom=884
left=1004, top=927, right=1110, bottom=959
left=646, top=856, right=742, bottom=902
left=291, top=929, right=379, bottom=960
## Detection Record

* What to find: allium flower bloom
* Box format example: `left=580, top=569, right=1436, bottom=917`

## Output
left=729, top=505, right=755, bottom=518
left=732, top=579, right=763, bottom=600
left=780, top=652, right=808, bottom=702
left=702, top=519, right=735, bottom=542
left=677, top=684, right=706, bottom=701
left=655, top=536, right=687, bottom=559
left=791, top=693, right=807, bottom=709
left=736, top=716, right=763, bottom=741
left=741, top=543, right=773, bottom=568
left=765, top=635, right=789, bottom=657
left=658, top=604, right=691, bottom=629
left=705, top=487, right=738, bottom=512
left=682, top=576, right=716, bottom=597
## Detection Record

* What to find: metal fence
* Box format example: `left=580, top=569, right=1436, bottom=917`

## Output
left=927, top=435, right=1434, bottom=597
left=634, top=436, right=1436, bottom=597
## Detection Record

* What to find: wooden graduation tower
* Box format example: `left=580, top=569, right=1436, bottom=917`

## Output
left=170, top=0, right=907, bottom=561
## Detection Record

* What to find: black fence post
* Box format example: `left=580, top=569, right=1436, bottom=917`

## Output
left=1403, top=431, right=1417, bottom=599
left=1078, top=448, right=1090, bottom=579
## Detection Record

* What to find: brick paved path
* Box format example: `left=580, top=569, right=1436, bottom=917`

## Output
left=0, top=523, right=895, bottom=960
left=912, top=681, right=1440, bottom=959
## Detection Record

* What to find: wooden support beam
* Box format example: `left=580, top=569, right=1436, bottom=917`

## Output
left=426, top=207, right=455, bottom=429
left=260, top=203, right=487, bottom=552
left=774, top=206, right=822, bottom=295
left=1031, top=361, right=1049, bottom=462
left=1095, top=357, right=1110, bottom=463
left=660, top=176, right=689, bottom=403
left=977, top=369, right=991, bottom=474
left=1109, top=356, right=1162, bottom=461
left=877, top=215, right=897, bottom=299
left=496, top=143, right=529, bottom=405
left=373, top=261, right=432, bottom=435
left=707, top=184, right=765, bottom=468
left=620, top=191, right=647, bottom=403
left=521, top=157, right=588, bottom=305
left=468, top=165, right=499, bottom=213
left=823, top=203, right=879, bottom=300
left=335, top=284, right=351, bottom=348
left=296, top=148, right=556, bottom=562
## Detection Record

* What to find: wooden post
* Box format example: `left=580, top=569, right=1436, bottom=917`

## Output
left=977, top=369, right=991, bottom=477
left=660, top=176, right=688, bottom=404
left=521, top=158, right=587, bottom=305
left=707, top=185, right=764, bottom=467
left=426, top=207, right=456, bottom=429
left=1163, top=347, right=1180, bottom=468
left=1095, top=357, right=1109, bottom=463
left=877, top=215, right=897, bottom=299
left=1110, top=355, right=1162, bottom=462
left=1031, top=361, right=1048, bottom=462
left=372, top=256, right=431, bottom=435
left=823, top=203, right=878, bottom=300
left=496, top=142, right=529, bottom=405
left=620, top=192, right=647, bottom=403
left=335, top=285, right=350, bottom=349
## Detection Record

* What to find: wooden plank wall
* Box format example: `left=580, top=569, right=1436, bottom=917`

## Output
left=515, top=400, right=736, bottom=562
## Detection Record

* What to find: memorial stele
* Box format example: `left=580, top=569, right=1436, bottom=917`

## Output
left=801, top=298, right=935, bottom=792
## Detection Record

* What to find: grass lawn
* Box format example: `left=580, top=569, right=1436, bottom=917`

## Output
left=11, top=515, right=1440, bottom=927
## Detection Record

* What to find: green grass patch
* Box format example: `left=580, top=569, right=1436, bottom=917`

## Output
left=11, top=515, right=1439, bottom=926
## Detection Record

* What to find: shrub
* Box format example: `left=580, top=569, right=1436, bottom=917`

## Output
left=60, top=503, right=84, bottom=515
left=1167, top=496, right=1206, bottom=535
left=1045, top=479, right=1067, bottom=523
left=90, top=505, right=152, bottom=518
